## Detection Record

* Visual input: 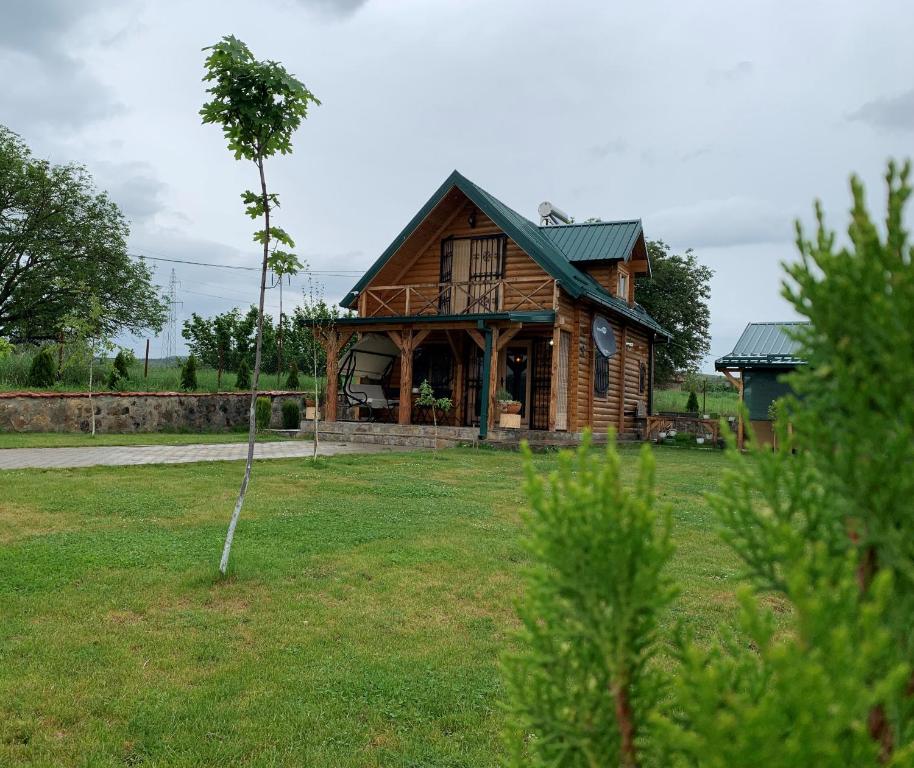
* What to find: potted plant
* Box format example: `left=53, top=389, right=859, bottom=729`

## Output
left=496, top=388, right=522, bottom=428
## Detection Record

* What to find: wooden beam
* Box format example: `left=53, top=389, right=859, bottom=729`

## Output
left=397, top=330, right=414, bottom=425
left=568, top=306, right=580, bottom=431
left=486, top=327, right=500, bottom=433
left=466, top=329, right=486, bottom=351
left=737, top=369, right=745, bottom=451
left=389, top=203, right=465, bottom=285
left=413, top=329, right=431, bottom=348
left=446, top=331, right=465, bottom=427
left=548, top=324, right=561, bottom=431
left=617, top=325, right=628, bottom=434
left=496, top=325, right=522, bottom=352
left=322, top=329, right=354, bottom=423
left=721, top=369, right=741, bottom=390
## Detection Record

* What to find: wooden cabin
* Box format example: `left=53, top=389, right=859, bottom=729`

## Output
left=320, top=171, right=669, bottom=439
left=715, top=321, right=808, bottom=447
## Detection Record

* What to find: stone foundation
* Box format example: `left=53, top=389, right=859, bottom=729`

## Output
left=0, top=391, right=305, bottom=434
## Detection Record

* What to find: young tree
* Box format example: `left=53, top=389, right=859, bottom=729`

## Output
left=201, top=35, right=319, bottom=575
left=504, top=163, right=914, bottom=766
left=416, top=379, right=452, bottom=451
left=635, top=241, right=712, bottom=384
left=63, top=295, right=114, bottom=436
left=235, top=357, right=251, bottom=389
left=180, top=354, right=198, bottom=391
left=27, top=347, right=57, bottom=387
left=269, top=251, right=304, bottom=387
left=285, top=360, right=300, bottom=390
left=0, top=126, right=166, bottom=342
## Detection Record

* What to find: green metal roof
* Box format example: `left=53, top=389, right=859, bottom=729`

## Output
left=539, top=220, right=643, bottom=263
left=341, top=170, right=669, bottom=339
left=715, top=322, right=808, bottom=369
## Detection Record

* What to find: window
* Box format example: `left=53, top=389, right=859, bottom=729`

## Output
left=617, top=271, right=629, bottom=300
left=439, top=235, right=505, bottom=314
left=594, top=351, right=609, bottom=397
left=639, top=361, right=647, bottom=394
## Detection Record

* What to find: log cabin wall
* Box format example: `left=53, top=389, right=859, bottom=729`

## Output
left=360, top=198, right=552, bottom=317
left=573, top=305, right=651, bottom=437
left=580, top=262, right=634, bottom=304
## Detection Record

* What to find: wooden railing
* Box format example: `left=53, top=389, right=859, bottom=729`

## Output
left=360, top=277, right=556, bottom=318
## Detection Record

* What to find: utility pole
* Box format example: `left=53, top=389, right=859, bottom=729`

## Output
left=160, top=269, right=182, bottom=361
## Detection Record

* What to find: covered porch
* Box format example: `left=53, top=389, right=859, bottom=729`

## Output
left=318, top=310, right=570, bottom=437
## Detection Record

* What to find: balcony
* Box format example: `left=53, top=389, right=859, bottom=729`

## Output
left=358, top=277, right=556, bottom=318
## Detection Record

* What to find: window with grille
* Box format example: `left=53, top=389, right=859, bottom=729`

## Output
left=594, top=351, right=609, bottom=397
left=439, top=235, right=505, bottom=314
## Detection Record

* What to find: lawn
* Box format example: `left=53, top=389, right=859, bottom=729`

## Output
left=0, top=430, right=292, bottom=450
left=654, top=386, right=740, bottom=416
left=0, top=446, right=741, bottom=767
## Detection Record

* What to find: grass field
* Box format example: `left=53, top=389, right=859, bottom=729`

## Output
left=654, top=386, right=740, bottom=416
left=0, top=446, right=744, bottom=766
left=0, top=430, right=292, bottom=450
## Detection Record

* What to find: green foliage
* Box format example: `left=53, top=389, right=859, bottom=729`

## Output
left=416, top=379, right=453, bottom=416
left=255, top=396, right=272, bottom=430
left=235, top=358, right=250, bottom=389
left=281, top=399, right=301, bottom=430
left=27, top=347, right=56, bottom=387
left=636, top=241, right=713, bottom=385
left=685, top=389, right=699, bottom=413
left=180, top=355, right=198, bottom=391
left=200, top=35, right=320, bottom=162
left=0, top=125, right=166, bottom=343
left=107, top=349, right=131, bottom=390
left=495, top=387, right=515, bottom=403
left=285, top=361, right=299, bottom=390
left=503, top=434, right=674, bottom=767
left=0, top=338, right=11, bottom=360
left=506, top=163, right=914, bottom=766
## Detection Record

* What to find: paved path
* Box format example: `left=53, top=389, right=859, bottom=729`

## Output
left=0, top=440, right=412, bottom=470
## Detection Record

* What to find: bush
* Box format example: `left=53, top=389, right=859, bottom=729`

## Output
left=107, top=350, right=131, bottom=390
left=281, top=399, right=301, bottom=429
left=235, top=358, right=250, bottom=389
left=685, top=389, right=699, bottom=412
left=255, top=396, right=272, bottom=430
left=285, top=361, right=299, bottom=390
left=180, top=354, right=198, bottom=391
left=27, top=347, right=56, bottom=387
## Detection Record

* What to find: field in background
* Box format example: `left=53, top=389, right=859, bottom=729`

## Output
left=0, top=352, right=318, bottom=394
left=654, top=387, right=739, bottom=416
left=0, top=446, right=748, bottom=766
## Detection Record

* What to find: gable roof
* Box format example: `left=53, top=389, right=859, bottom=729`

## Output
left=341, top=170, right=669, bottom=338
left=539, top=220, right=643, bottom=263
left=715, top=322, right=809, bottom=369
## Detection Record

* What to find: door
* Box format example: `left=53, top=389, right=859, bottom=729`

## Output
left=504, top=344, right=531, bottom=422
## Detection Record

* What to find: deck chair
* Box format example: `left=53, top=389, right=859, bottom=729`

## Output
left=339, top=333, right=400, bottom=421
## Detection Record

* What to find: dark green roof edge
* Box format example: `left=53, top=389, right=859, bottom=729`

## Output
left=715, top=356, right=806, bottom=369
left=341, top=170, right=670, bottom=339
left=335, top=310, right=556, bottom=326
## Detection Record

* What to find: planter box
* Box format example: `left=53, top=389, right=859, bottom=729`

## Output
left=499, top=413, right=521, bottom=429
left=305, top=406, right=321, bottom=421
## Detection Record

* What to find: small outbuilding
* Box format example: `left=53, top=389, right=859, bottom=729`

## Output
left=715, top=321, right=808, bottom=447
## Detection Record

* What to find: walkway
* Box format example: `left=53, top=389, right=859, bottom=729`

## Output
left=0, top=440, right=411, bottom=470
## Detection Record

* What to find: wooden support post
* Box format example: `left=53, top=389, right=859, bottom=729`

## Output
left=396, top=330, right=414, bottom=425
left=144, top=339, right=150, bottom=379
left=617, top=325, right=628, bottom=434
left=446, top=331, right=465, bottom=426
left=568, top=307, right=580, bottom=432
left=737, top=368, right=745, bottom=451
left=548, top=325, right=561, bottom=431
left=322, top=329, right=353, bottom=423
left=486, top=327, right=500, bottom=434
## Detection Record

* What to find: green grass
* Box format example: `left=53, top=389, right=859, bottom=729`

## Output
left=0, top=446, right=742, bottom=766
left=0, top=431, right=293, bottom=449
left=654, top=386, right=740, bottom=416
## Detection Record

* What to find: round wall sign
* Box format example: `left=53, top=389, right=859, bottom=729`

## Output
left=592, top=314, right=617, bottom=358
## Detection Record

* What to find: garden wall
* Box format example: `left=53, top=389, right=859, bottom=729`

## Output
left=0, top=391, right=304, bottom=433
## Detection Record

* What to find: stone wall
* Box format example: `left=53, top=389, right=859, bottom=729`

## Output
left=0, top=391, right=306, bottom=433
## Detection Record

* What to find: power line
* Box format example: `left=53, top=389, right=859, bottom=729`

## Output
left=133, top=252, right=363, bottom=276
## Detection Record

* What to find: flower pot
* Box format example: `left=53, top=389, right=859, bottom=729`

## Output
left=658, top=431, right=667, bottom=440
left=500, top=401, right=522, bottom=415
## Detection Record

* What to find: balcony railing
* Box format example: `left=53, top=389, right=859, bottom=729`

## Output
left=359, top=277, right=556, bottom=318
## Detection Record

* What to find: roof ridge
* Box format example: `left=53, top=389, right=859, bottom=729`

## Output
left=537, top=218, right=641, bottom=229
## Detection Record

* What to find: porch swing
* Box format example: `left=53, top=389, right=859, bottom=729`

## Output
left=338, top=333, right=400, bottom=421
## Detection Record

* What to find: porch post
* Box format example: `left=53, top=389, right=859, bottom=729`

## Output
left=322, top=329, right=353, bottom=423
left=446, top=331, right=464, bottom=426
left=737, top=368, right=745, bottom=451
left=478, top=325, right=494, bottom=439
left=397, top=331, right=414, bottom=425
left=548, top=324, right=561, bottom=431
left=486, top=327, right=500, bottom=434
left=617, top=325, right=628, bottom=434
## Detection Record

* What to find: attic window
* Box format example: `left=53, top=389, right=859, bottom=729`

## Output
left=617, top=271, right=629, bottom=300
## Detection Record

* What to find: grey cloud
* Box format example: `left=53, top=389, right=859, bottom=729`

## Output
left=589, top=138, right=628, bottom=159
left=647, top=197, right=793, bottom=249
left=289, top=0, right=369, bottom=17
left=93, top=161, right=170, bottom=225
left=708, top=60, right=753, bottom=86
left=0, top=0, right=126, bottom=132
left=847, top=89, right=914, bottom=133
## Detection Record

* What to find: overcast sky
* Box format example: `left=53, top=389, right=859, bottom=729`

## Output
left=2, top=0, right=912, bottom=368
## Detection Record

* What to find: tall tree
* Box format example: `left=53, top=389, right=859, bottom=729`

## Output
left=635, top=240, right=712, bottom=384
left=0, top=126, right=166, bottom=342
left=201, top=35, right=319, bottom=576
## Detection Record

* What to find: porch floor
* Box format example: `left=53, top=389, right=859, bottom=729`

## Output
left=296, top=420, right=626, bottom=450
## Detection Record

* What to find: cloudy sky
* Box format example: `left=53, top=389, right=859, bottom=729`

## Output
left=2, top=0, right=912, bottom=368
